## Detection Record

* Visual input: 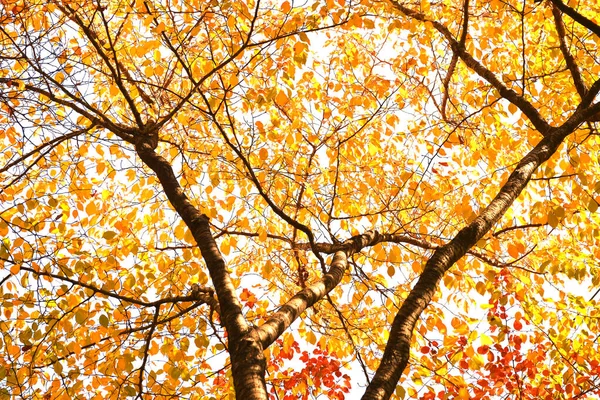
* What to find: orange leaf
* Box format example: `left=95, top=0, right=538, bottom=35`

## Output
left=10, top=264, right=20, bottom=274
left=259, top=148, right=268, bottom=160
left=275, top=90, right=289, bottom=106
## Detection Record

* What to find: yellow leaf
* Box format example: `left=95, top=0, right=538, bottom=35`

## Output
left=389, top=246, right=402, bottom=262
left=227, top=15, right=236, bottom=31
left=32, top=16, right=43, bottom=31
left=85, top=202, right=97, bottom=215
left=53, top=361, right=63, bottom=375
left=220, top=240, right=230, bottom=256
left=351, top=13, right=362, bottom=28
left=396, top=387, right=406, bottom=399
left=258, top=228, right=267, bottom=242
left=412, top=261, right=422, bottom=273
left=228, top=74, right=239, bottom=87
left=174, top=223, right=186, bottom=240
left=475, top=281, right=486, bottom=295
left=479, top=334, right=493, bottom=346
left=96, top=162, right=105, bottom=175
left=451, top=317, right=469, bottom=335
left=368, top=142, right=379, bottom=156
left=184, top=229, right=195, bottom=244
left=458, top=388, right=470, bottom=399
left=507, top=243, right=519, bottom=258
left=103, top=231, right=117, bottom=240
left=153, top=22, right=166, bottom=34
left=588, top=199, right=598, bottom=213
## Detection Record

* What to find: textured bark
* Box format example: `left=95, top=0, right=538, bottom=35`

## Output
left=257, top=231, right=383, bottom=348
left=257, top=251, right=348, bottom=348
left=551, top=4, right=588, bottom=99
left=358, top=3, right=600, bottom=398
left=548, top=0, right=600, bottom=38
left=296, top=232, right=436, bottom=254
left=231, top=331, right=269, bottom=400
left=134, top=132, right=247, bottom=339
left=133, top=131, right=269, bottom=398
left=361, top=113, right=598, bottom=399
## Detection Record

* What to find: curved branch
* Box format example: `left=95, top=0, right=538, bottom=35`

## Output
left=493, top=223, right=544, bottom=237
left=257, top=230, right=384, bottom=348
left=133, top=134, right=248, bottom=340
left=0, top=126, right=94, bottom=193
left=389, top=1, right=552, bottom=136
left=295, top=232, right=436, bottom=253
left=35, top=299, right=210, bottom=368
left=213, top=229, right=292, bottom=243
left=0, top=79, right=136, bottom=142
left=469, top=248, right=544, bottom=275
left=56, top=2, right=145, bottom=128
left=16, top=264, right=207, bottom=307
left=551, top=4, right=587, bottom=99
left=548, top=0, right=600, bottom=39
left=0, top=126, right=92, bottom=173
left=135, top=305, right=160, bottom=399
left=440, top=0, right=469, bottom=121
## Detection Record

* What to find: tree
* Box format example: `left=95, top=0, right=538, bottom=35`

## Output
left=2, top=0, right=600, bottom=398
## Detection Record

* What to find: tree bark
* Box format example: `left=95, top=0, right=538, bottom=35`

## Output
left=133, top=131, right=269, bottom=398
left=362, top=106, right=600, bottom=399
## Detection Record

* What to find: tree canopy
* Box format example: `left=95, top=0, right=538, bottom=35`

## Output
left=2, top=0, right=600, bottom=399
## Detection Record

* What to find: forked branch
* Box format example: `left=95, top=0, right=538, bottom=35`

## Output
left=388, top=0, right=552, bottom=136
left=548, top=0, right=600, bottom=38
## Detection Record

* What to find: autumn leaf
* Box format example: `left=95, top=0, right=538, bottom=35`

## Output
left=2, top=0, right=600, bottom=399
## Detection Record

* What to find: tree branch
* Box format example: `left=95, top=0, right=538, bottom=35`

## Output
left=57, top=3, right=145, bottom=128
left=0, top=79, right=136, bottom=142
left=16, top=264, right=209, bottom=307
left=440, top=0, right=469, bottom=121
left=362, top=64, right=596, bottom=396
left=548, top=0, right=600, bottom=39
left=551, top=4, right=587, bottom=99
left=294, top=232, right=436, bottom=253
left=257, top=231, right=384, bottom=348
left=0, top=126, right=93, bottom=174
left=388, top=0, right=552, bottom=136
left=135, top=305, right=160, bottom=399
left=133, top=132, right=248, bottom=340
